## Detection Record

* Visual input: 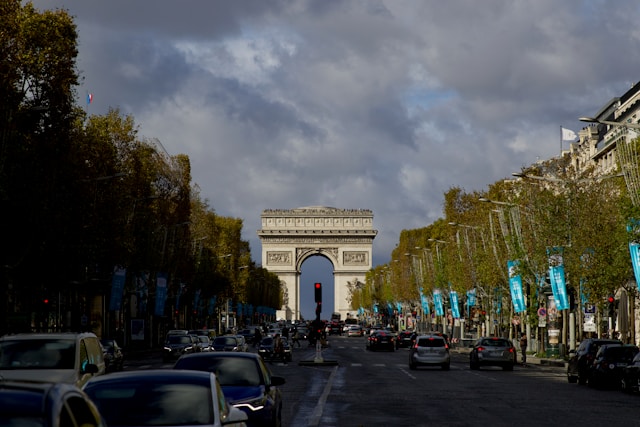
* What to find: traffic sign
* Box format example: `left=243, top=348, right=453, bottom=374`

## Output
left=537, top=307, right=547, bottom=317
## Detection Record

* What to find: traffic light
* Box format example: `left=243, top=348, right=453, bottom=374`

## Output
left=608, top=295, right=615, bottom=317
left=314, top=282, right=322, bottom=303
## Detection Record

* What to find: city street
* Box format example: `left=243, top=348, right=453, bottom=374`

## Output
left=125, top=334, right=640, bottom=426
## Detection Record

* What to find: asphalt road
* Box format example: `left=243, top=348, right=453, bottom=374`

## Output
left=125, top=335, right=640, bottom=427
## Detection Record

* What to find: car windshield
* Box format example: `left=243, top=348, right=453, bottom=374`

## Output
left=85, top=380, right=214, bottom=425
left=0, top=339, right=75, bottom=369
left=167, top=335, right=192, bottom=345
left=261, top=337, right=274, bottom=346
left=175, top=357, right=262, bottom=386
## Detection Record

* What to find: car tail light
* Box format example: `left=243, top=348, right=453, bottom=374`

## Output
left=508, top=347, right=514, bottom=353
left=477, top=346, right=486, bottom=352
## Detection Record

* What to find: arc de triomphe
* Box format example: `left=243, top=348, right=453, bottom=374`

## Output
left=257, top=206, right=377, bottom=321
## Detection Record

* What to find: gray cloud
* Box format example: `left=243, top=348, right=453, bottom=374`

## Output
left=30, top=0, right=640, bottom=274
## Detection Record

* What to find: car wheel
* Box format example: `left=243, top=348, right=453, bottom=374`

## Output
left=470, top=360, right=479, bottom=370
left=442, top=363, right=450, bottom=371
left=503, top=363, right=514, bottom=371
left=578, top=373, right=587, bottom=385
left=567, top=373, right=578, bottom=383
left=409, top=363, right=417, bottom=370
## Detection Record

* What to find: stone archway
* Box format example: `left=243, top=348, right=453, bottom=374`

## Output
left=257, top=206, right=377, bottom=321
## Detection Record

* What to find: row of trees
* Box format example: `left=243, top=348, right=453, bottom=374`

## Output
left=352, top=153, right=640, bottom=346
left=1, top=1, right=282, bottom=336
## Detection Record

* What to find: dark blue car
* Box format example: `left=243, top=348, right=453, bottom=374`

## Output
left=174, top=352, right=285, bottom=427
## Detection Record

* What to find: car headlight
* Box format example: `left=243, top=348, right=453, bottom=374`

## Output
left=233, top=396, right=266, bottom=412
left=163, top=347, right=172, bottom=351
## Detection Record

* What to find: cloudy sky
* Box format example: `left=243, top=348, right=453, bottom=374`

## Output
left=30, top=0, right=640, bottom=317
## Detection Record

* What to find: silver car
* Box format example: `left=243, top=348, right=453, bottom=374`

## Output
left=469, top=337, right=516, bottom=371
left=409, top=335, right=450, bottom=370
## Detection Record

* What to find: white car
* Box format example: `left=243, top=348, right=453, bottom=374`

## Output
left=346, top=325, right=364, bottom=337
left=0, top=332, right=106, bottom=388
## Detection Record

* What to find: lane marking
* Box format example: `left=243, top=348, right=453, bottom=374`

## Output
left=308, top=365, right=338, bottom=427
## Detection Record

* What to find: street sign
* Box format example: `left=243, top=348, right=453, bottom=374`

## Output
left=537, top=307, right=547, bottom=317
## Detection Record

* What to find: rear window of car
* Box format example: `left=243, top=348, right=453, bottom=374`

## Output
left=417, top=337, right=445, bottom=347
left=481, top=339, right=511, bottom=347
left=0, top=339, right=75, bottom=369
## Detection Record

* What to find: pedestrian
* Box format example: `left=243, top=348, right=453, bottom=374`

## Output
left=292, top=327, right=301, bottom=348
left=253, top=327, right=262, bottom=348
left=519, top=332, right=527, bottom=366
left=274, top=333, right=284, bottom=362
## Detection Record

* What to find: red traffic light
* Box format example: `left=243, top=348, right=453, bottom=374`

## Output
left=43, top=299, right=49, bottom=304
left=608, top=296, right=615, bottom=303
left=314, top=282, right=322, bottom=303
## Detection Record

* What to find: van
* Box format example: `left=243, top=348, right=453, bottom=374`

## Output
left=0, top=332, right=106, bottom=388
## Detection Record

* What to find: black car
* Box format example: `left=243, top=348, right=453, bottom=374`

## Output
left=212, top=335, right=243, bottom=352
left=0, top=380, right=104, bottom=427
left=258, top=336, right=292, bottom=362
left=588, top=344, right=639, bottom=389
left=396, top=331, right=417, bottom=349
left=621, top=351, right=640, bottom=393
left=567, top=338, right=622, bottom=384
left=162, top=334, right=198, bottom=362
left=366, top=330, right=396, bottom=352
left=469, top=337, right=516, bottom=371
left=174, top=352, right=285, bottom=427
left=100, top=338, right=124, bottom=372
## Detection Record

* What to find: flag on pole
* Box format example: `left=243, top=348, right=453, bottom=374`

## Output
left=561, top=127, right=577, bottom=141
left=86, top=93, right=93, bottom=105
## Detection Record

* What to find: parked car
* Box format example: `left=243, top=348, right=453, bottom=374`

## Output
left=567, top=338, right=623, bottom=384
left=588, top=344, right=639, bottom=389
left=100, top=338, right=124, bottom=372
left=83, top=369, right=247, bottom=427
left=396, top=330, right=417, bottom=348
left=469, top=337, right=516, bottom=371
left=174, top=352, right=285, bottom=427
left=409, top=334, right=451, bottom=370
left=163, top=334, right=198, bottom=362
left=0, top=380, right=105, bottom=427
left=366, top=330, right=396, bottom=352
left=212, top=336, right=244, bottom=352
left=0, top=332, right=106, bottom=388
left=621, top=351, right=640, bottom=393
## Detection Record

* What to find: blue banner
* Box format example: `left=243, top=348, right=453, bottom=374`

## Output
left=507, top=260, right=526, bottom=313
left=450, top=291, right=460, bottom=318
left=494, top=287, right=502, bottom=314
left=207, top=296, right=217, bottom=315
left=433, top=290, right=444, bottom=316
left=109, top=267, right=126, bottom=311
left=154, top=273, right=168, bottom=316
left=466, top=289, right=476, bottom=307
left=630, top=242, right=640, bottom=292
left=135, top=272, right=149, bottom=314
left=548, top=247, right=569, bottom=310
left=421, top=294, right=430, bottom=315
